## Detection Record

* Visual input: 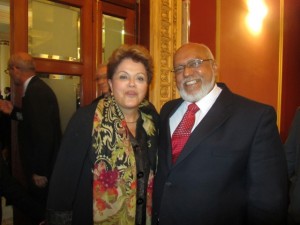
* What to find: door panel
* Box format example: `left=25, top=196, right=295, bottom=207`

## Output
left=96, top=1, right=136, bottom=65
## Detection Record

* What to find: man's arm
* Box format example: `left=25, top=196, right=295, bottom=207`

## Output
left=0, top=158, right=45, bottom=222
left=247, top=107, right=288, bottom=225
left=284, top=108, right=300, bottom=178
left=25, top=88, right=60, bottom=179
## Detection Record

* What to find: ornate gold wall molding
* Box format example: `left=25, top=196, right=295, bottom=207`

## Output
left=149, top=0, right=182, bottom=111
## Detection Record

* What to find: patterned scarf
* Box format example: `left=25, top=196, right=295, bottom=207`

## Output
left=92, top=96, right=158, bottom=225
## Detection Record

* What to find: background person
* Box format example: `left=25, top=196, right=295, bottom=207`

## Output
left=47, top=44, right=159, bottom=225
left=0, top=52, right=62, bottom=224
left=285, top=107, right=300, bottom=225
left=95, top=64, right=110, bottom=99
left=0, top=156, right=45, bottom=225
left=0, top=87, right=12, bottom=168
left=4, top=87, right=11, bottom=100
left=152, top=42, right=288, bottom=225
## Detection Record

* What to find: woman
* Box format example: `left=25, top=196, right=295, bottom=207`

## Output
left=46, top=45, right=159, bottom=225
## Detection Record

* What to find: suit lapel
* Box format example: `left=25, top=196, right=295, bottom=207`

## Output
left=173, top=84, right=235, bottom=166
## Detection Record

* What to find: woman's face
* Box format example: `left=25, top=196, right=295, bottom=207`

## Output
left=108, top=58, right=148, bottom=112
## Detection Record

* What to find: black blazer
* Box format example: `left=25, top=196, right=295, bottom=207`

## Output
left=152, top=83, right=288, bottom=225
left=11, top=76, right=61, bottom=178
left=285, top=107, right=300, bottom=224
left=47, top=102, right=97, bottom=225
left=0, top=156, right=44, bottom=222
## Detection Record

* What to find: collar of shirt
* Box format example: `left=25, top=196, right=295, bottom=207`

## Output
left=170, top=84, right=222, bottom=136
left=23, top=76, right=35, bottom=97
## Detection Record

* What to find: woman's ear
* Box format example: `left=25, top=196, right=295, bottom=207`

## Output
left=108, top=79, right=113, bottom=95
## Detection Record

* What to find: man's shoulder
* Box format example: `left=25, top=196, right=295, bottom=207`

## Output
left=218, top=82, right=274, bottom=111
left=73, top=102, right=98, bottom=119
left=27, top=77, right=56, bottom=98
left=162, top=98, right=182, bottom=109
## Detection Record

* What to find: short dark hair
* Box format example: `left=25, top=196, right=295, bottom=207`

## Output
left=4, top=87, right=11, bottom=92
left=107, top=44, right=153, bottom=84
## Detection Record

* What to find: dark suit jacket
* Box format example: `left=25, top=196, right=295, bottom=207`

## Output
left=11, top=76, right=62, bottom=178
left=0, top=157, right=44, bottom=222
left=47, top=102, right=97, bottom=225
left=152, top=83, right=288, bottom=225
left=285, top=107, right=300, bottom=224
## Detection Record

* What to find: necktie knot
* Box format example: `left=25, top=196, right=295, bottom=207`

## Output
left=188, top=103, right=199, bottom=114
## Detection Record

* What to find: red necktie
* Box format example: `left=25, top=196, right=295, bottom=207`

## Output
left=171, top=103, right=199, bottom=163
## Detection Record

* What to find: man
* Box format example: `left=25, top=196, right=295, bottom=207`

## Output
left=0, top=87, right=11, bottom=166
left=152, top=43, right=288, bottom=225
left=4, top=87, right=11, bottom=100
left=285, top=107, right=300, bottom=225
left=0, top=52, right=61, bottom=224
left=0, top=156, right=45, bottom=224
left=94, top=64, right=110, bottom=102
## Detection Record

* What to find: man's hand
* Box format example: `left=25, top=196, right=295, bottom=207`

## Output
left=0, top=99, right=13, bottom=114
left=32, top=174, right=48, bottom=188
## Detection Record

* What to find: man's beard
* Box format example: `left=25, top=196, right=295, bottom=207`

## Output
left=178, top=76, right=215, bottom=102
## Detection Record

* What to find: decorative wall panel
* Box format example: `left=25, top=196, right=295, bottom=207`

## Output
left=149, top=0, right=182, bottom=111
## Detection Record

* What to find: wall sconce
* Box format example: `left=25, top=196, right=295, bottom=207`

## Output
left=246, top=0, right=268, bottom=35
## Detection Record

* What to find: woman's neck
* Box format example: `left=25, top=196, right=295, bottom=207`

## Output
left=122, top=109, right=140, bottom=124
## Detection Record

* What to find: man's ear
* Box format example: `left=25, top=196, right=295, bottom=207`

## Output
left=212, top=61, right=219, bottom=73
left=211, top=61, right=220, bottom=81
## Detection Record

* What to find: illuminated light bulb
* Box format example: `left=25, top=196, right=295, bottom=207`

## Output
left=246, top=0, right=268, bottom=35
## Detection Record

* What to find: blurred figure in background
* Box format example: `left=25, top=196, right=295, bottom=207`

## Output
left=0, top=87, right=11, bottom=168
left=285, top=107, right=300, bottom=225
left=94, top=64, right=110, bottom=102
left=4, top=87, right=11, bottom=100
left=0, top=52, right=62, bottom=225
left=0, top=156, right=45, bottom=224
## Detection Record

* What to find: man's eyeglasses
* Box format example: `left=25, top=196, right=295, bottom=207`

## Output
left=4, top=66, right=14, bottom=74
left=4, top=69, right=10, bottom=74
left=172, top=58, right=213, bottom=75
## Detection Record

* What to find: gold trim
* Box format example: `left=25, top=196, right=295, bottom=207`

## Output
left=149, top=0, right=182, bottom=111
left=277, top=0, right=284, bottom=129
left=215, top=0, right=221, bottom=81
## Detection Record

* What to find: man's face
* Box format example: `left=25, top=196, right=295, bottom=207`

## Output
left=7, top=66, right=23, bottom=86
left=173, top=45, right=216, bottom=102
left=96, top=66, right=110, bottom=95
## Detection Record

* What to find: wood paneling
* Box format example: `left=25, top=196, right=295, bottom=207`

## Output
left=280, top=0, right=300, bottom=141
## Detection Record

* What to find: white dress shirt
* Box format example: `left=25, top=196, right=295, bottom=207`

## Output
left=169, top=84, right=222, bottom=136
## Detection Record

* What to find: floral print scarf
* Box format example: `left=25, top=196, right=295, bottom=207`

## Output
left=92, top=96, right=158, bottom=225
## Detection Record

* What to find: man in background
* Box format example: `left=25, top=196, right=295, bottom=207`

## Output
left=94, top=64, right=110, bottom=102
left=0, top=87, right=11, bottom=167
left=0, top=156, right=45, bottom=224
left=0, top=52, right=62, bottom=224
left=4, top=87, right=11, bottom=100
left=285, top=107, right=300, bottom=225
